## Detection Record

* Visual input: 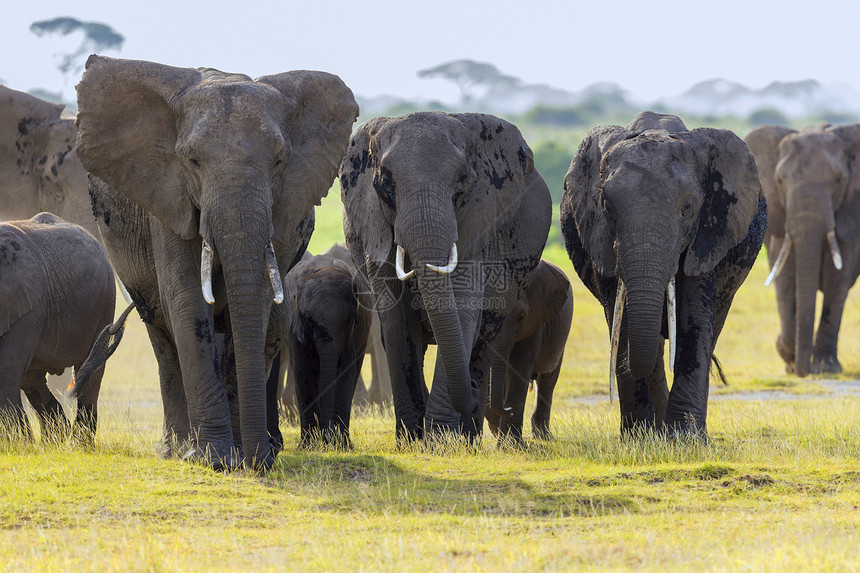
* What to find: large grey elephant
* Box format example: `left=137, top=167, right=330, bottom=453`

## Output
left=341, top=112, right=552, bottom=440
left=0, top=86, right=96, bottom=237
left=75, top=55, right=358, bottom=469
left=745, top=124, right=860, bottom=376
left=485, top=259, right=573, bottom=443
left=561, top=111, right=766, bottom=437
left=0, top=213, right=114, bottom=440
left=283, top=253, right=372, bottom=446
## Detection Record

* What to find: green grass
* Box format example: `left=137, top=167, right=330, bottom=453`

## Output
left=6, top=185, right=860, bottom=570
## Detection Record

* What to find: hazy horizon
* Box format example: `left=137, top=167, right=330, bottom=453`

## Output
left=3, top=0, right=859, bottom=104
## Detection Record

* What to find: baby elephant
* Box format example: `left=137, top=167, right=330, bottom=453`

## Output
left=284, top=253, right=372, bottom=446
left=486, top=259, right=573, bottom=443
left=0, top=213, right=115, bottom=440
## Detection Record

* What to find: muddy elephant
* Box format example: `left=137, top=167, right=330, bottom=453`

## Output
left=341, top=112, right=552, bottom=440
left=0, top=86, right=97, bottom=237
left=283, top=253, right=372, bottom=446
left=75, top=55, right=357, bottom=469
left=561, top=111, right=766, bottom=437
left=745, top=124, right=860, bottom=376
left=0, top=213, right=114, bottom=440
left=485, top=259, right=573, bottom=443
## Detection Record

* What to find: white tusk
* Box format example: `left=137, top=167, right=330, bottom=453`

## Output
left=426, top=243, right=458, bottom=274
left=667, top=277, right=676, bottom=372
left=827, top=230, right=843, bottom=271
left=609, top=281, right=626, bottom=403
left=265, top=242, right=284, bottom=304
left=201, top=240, right=215, bottom=305
left=764, top=236, right=792, bottom=287
left=395, top=244, right=414, bottom=280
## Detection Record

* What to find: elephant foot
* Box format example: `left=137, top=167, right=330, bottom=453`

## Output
left=531, top=423, right=553, bottom=441
left=776, top=335, right=795, bottom=369
left=665, top=414, right=708, bottom=443
left=495, top=425, right=525, bottom=448
left=811, top=353, right=842, bottom=375
left=182, top=443, right=242, bottom=472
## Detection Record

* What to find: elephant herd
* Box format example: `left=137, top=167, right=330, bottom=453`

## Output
left=1, top=55, right=858, bottom=471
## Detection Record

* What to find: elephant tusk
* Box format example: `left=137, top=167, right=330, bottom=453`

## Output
left=395, top=244, right=414, bottom=280
left=667, top=277, right=676, bottom=372
left=609, top=280, right=626, bottom=403
left=265, top=242, right=284, bottom=304
left=764, top=236, right=792, bottom=287
left=201, top=240, right=215, bottom=305
left=426, top=243, right=458, bottom=274
left=827, top=230, right=843, bottom=271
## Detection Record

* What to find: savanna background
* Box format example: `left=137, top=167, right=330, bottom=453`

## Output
left=5, top=3, right=860, bottom=570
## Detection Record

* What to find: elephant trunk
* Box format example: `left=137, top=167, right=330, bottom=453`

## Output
left=210, top=205, right=274, bottom=470
left=316, top=341, right=342, bottom=436
left=792, top=230, right=824, bottom=377
left=489, top=328, right=516, bottom=418
left=622, top=266, right=670, bottom=380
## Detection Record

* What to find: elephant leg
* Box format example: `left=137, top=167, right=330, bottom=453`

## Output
left=219, top=331, right=242, bottom=452
left=150, top=224, right=234, bottom=466
left=770, top=236, right=798, bottom=372
left=21, top=371, right=69, bottom=441
left=280, top=351, right=299, bottom=424
left=145, top=323, right=191, bottom=457
left=370, top=267, right=427, bottom=442
left=665, top=274, right=716, bottom=437
left=71, top=360, right=105, bottom=444
left=532, top=363, right=561, bottom=440
left=333, top=340, right=363, bottom=448
left=812, top=246, right=859, bottom=373
left=498, top=337, right=540, bottom=444
left=264, top=351, right=284, bottom=456
left=289, top=334, right=319, bottom=446
left=615, top=324, right=662, bottom=433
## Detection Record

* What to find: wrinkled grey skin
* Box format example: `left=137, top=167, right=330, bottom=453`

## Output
left=0, top=213, right=114, bottom=440
left=485, top=259, right=573, bottom=443
left=283, top=253, right=372, bottom=446
left=278, top=244, right=390, bottom=420
left=0, top=86, right=96, bottom=237
left=745, top=124, right=860, bottom=377
left=561, top=111, right=766, bottom=437
left=341, top=112, right=552, bottom=441
left=75, top=56, right=357, bottom=470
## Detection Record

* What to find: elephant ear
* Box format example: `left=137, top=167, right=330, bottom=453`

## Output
left=75, top=55, right=202, bottom=240
left=680, top=128, right=764, bottom=276
left=0, top=86, right=66, bottom=214
left=518, top=260, right=571, bottom=340
left=0, top=224, right=46, bottom=337
left=256, top=71, right=358, bottom=228
left=563, top=125, right=629, bottom=276
left=827, top=124, right=860, bottom=243
left=340, top=117, right=393, bottom=266
left=744, top=125, right=795, bottom=241
left=452, top=113, right=539, bottom=257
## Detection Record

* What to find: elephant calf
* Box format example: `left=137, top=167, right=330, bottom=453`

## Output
left=486, top=259, right=573, bottom=443
left=0, top=213, right=115, bottom=440
left=283, top=253, right=372, bottom=446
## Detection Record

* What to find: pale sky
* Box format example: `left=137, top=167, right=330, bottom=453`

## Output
left=3, top=0, right=858, bottom=105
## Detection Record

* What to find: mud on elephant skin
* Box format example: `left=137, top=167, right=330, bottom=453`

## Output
left=561, top=111, right=766, bottom=438
left=341, top=112, right=552, bottom=441
left=485, top=259, right=573, bottom=444
left=75, top=55, right=358, bottom=470
left=745, top=124, right=860, bottom=377
left=282, top=253, right=372, bottom=447
left=0, top=213, right=115, bottom=441
left=0, top=86, right=97, bottom=238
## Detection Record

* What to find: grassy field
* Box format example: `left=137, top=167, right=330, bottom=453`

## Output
left=4, top=186, right=860, bottom=571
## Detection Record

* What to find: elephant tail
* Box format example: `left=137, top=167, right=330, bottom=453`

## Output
left=70, top=302, right=136, bottom=398
left=710, top=354, right=729, bottom=386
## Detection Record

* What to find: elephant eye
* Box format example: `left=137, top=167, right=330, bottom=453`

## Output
left=188, top=153, right=200, bottom=167
left=457, top=169, right=468, bottom=185
left=682, top=196, right=695, bottom=218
